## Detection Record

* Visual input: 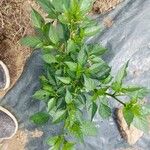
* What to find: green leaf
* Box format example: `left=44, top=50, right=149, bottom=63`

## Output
left=30, top=112, right=49, bottom=125
left=80, top=0, right=93, bottom=13
left=123, top=101, right=144, bottom=127
left=20, top=36, right=42, bottom=48
left=81, top=121, right=97, bottom=136
left=69, top=122, right=83, bottom=140
left=56, top=23, right=65, bottom=40
left=101, top=75, right=113, bottom=84
left=70, top=0, right=80, bottom=15
left=116, top=63, right=129, bottom=81
left=99, top=103, right=111, bottom=119
left=67, top=39, right=78, bottom=53
left=92, top=88, right=108, bottom=101
left=57, top=77, right=71, bottom=84
left=74, top=95, right=86, bottom=110
left=52, top=109, right=67, bottom=123
left=39, top=75, right=48, bottom=84
left=132, top=115, right=149, bottom=133
left=89, top=44, right=107, bottom=56
left=49, top=23, right=64, bottom=44
left=90, top=56, right=103, bottom=63
left=37, top=0, right=56, bottom=19
left=46, top=69, right=56, bottom=86
left=76, top=64, right=83, bottom=79
left=142, top=104, right=150, bottom=115
left=112, top=61, right=129, bottom=91
left=42, top=54, right=57, bottom=64
left=121, top=86, right=142, bottom=92
left=77, top=46, right=87, bottom=66
left=47, top=136, right=64, bottom=150
left=97, top=66, right=111, bottom=80
left=58, top=14, right=68, bottom=24
left=65, top=89, right=73, bottom=104
left=33, top=89, right=50, bottom=100
left=62, top=142, right=75, bottom=150
left=84, top=76, right=100, bottom=91
left=65, top=61, right=77, bottom=72
left=31, top=8, right=44, bottom=28
left=89, top=63, right=103, bottom=74
left=123, top=107, right=134, bottom=126
left=47, top=136, right=59, bottom=146
left=49, top=25, right=59, bottom=44
left=89, top=102, right=98, bottom=121
left=43, top=84, right=54, bottom=93
left=84, top=25, right=100, bottom=36
left=89, top=62, right=111, bottom=80
left=51, top=0, right=67, bottom=13
left=111, top=82, right=121, bottom=92
left=97, top=87, right=109, bottom=96
left=122, top=86, right=149, bottom=99
left=47, top=98, right=56, bottom=112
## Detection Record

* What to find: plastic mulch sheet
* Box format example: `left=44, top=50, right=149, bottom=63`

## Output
left=1, top=0, right=150, bottom=149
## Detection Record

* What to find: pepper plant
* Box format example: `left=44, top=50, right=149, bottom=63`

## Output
left=21, top=0, right=150, bottom=149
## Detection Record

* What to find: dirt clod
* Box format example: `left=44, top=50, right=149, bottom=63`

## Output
left=93, top=0, right=123, bottom=14
left=115, top=108, right=144, bottom=145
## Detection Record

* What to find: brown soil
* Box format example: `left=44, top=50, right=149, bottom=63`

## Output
left=93, top=0, right=123, bottom=14
left=0, top=0, right=33, bottom=97
left=0, top=129, right=43, bottom=150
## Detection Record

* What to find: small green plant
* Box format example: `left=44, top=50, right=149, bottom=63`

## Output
left=21, top=0, right=150, bottom=149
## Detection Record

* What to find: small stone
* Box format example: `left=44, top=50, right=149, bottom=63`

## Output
left=115, top=108, right=144, bottom=145
left=103, top=17, right=114, bottom=28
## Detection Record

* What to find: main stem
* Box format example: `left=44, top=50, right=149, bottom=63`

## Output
left=105, top=93, right=126, bottom=106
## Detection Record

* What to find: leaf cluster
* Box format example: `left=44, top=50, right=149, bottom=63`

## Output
left=21, top=0, right=150, bottom=149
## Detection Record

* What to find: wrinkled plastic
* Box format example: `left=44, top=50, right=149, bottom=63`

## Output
left=1, top=0, right=150, bottom=149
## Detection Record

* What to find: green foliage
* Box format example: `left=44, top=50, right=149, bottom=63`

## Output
left=57, top=77, right=71, bottom=84
left=123, top=100, right=150, bottom=132
left=89, top=102, right=98, bottom=121
left=30, top=112, right=49, bottom=125
left=21, top=0, right=150, bottom=149
left=99, top=101, right=111, bottom=119
left=112, top=61, right=129, bottom=92
left=20, top=36, right=43, bottom=48
left=52, top=109, right=67, bottom=123
left=80, top=121, right=97, bottom=136
left=62, top=142, right=75, bottom=150
left=31, top=8, right=44, bottom=28
left=33, top=89, right=50, bottom=100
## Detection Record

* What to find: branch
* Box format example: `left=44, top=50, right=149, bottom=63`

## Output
left=105, top=93, right=126, bottom=106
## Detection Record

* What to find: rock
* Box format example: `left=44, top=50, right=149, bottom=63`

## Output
left=115, top=108, right=144, bottom=145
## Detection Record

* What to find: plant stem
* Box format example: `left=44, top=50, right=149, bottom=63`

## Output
left=105, top=93, right=126, bottom=106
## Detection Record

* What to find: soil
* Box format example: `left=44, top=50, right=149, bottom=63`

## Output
left=0, top=0, right=123, bottom=149
left=93, top=0, right=123, bottom=14
left=0, top=0, right=34, bottom=97
left=0, top=129, right=43, bottom=150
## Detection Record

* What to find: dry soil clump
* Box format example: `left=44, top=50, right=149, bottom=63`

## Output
left=93, top=0, right=123, bottom=14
